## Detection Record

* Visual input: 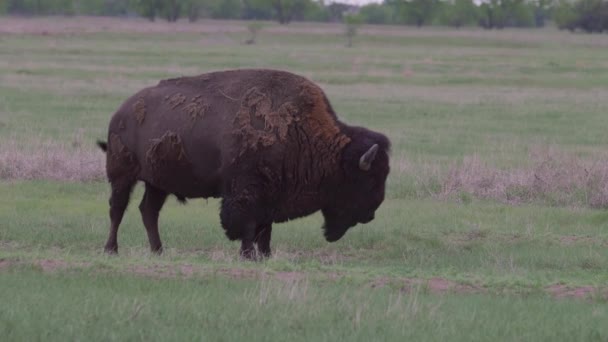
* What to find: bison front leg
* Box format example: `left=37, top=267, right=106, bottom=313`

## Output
left=255, top=225, right=272, bottom=258
left=220, top=196, right=264, bottom=261
left=240, top=239, right=256, bottom=260
left=139, top=182, right=168, bottom=254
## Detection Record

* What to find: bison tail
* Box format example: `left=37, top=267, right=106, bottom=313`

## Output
left=96, top=140, right=108, bottom=152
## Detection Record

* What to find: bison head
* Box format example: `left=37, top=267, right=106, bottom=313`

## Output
left=322, top=128, right=390, bottom=242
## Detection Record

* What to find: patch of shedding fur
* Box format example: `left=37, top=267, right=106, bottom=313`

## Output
left=266, top=102, right=299, bottom=140
left=231, top=83, right=350, bottom=165
left=145, top=131, right=189, bottom=169
left=299, top=85, right=350, bottom=149
left=133, top=98, right=146, bottom=125
left=165, top=93, right=187, bottom=109
left=110, top=133, right=128, bottom=160
left=107, top=133, right=139, bottom=181
left=184, top=94, right=209, bottom=123
left=232, top=87, right=294, bottom=154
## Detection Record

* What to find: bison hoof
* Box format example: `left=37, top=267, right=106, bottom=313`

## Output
left=104, top=245, right=118, bottom=255
left=151, top=246, right=164, bottom=255
left=239, top=249, right=258, bottom=261
left=258, top=249, right=272, bottom=259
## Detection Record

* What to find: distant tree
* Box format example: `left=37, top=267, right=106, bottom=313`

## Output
left=301, top=0, right=329, bottom=22
left=326, top=2, right=352, bottom=22
left=575, top=0, right=607, bottom=32
left=137, top=0, right=161, bottom=21
left=477, top=0, right=535, bottom=29
left=359, top=3, right=393, bottom=25
left=162, top=0, right=180, bottom=22
left=441, top=0, right=478, bottom=27
left=343, top=13, right=363, bottom=47
left=182, top=0, right=205, bottom=22
left=385, top=0, right=440, bottom=27
left=271, top=0, right=309, bottom=24
left=408, top=0, right=440, bottom=27
left=242, top=0, right=274, bottom=20
left=530, top=0, right=553, bottom=27
left=211, top=0, right=242, bottom=19
left=553, top=0, right=579, bottom=30
left=6, top=0, right=75, bottom=15
left=553, top=0, right=608, bottom=32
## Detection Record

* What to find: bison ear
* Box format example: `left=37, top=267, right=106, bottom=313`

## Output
left=359, top=144, right=379, bottom=171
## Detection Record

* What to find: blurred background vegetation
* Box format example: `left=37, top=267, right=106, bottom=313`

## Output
left=1, top=0, right=607, bottom=33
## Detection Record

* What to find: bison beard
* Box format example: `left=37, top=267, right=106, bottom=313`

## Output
left=97, top=68, right=390, bottom=260
left=323, top=213, right=357, bottom=243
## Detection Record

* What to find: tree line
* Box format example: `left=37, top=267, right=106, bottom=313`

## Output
left=2, top=0, right=607, bottom=32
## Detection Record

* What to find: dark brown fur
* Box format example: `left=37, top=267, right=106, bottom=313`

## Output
left=98, top=69, right=390, bottom=259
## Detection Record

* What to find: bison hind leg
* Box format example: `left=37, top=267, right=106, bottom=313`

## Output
left=139, top=182, right=168, bottom=254
left=104, top=178, right=136, bottom=254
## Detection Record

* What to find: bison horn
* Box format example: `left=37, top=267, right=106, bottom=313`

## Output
left=359, top=144, right=379, bottom=171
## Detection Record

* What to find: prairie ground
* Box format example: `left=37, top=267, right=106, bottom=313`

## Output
left=1, top=17, right=608, bottom=341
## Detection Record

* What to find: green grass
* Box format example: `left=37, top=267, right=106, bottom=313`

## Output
left=1, top=181, right=607, bottom=288
left=2, top=17, right=608, bottom=340
left=2, top=270, right=607, bottom=342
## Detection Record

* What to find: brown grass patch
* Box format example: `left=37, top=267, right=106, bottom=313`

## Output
left=0, top=138, right=105, bottom=182
left=397, top=146, right=608, bottom=209
left=2, top=17, right=608, bottom=48
left=3, top=135, right=608, bottom=210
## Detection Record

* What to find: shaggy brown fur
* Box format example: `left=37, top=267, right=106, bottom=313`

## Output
left=98, top=69, right=390, bottom=259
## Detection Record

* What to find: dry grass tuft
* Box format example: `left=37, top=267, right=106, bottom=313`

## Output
left=436, top=147, right=608, bottom=208
left=0, top=138, right=105, bottom=182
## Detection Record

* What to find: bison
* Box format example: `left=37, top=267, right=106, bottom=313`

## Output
left=97, top=68, right=390, bottom=260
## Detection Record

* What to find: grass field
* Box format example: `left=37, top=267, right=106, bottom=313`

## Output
left=1, top=17, right=608, bottom=340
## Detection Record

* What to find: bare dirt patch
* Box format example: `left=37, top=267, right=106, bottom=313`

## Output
left=400, top=277, right=485, bottom=295
left=425, top=277, right=485, bottom=294
left=127, top=264, right=189, bottom=278
left=274, top=271, right=306, bottom=283
left=557, top=235, right=606, bottom=246
left=370, top=276, right=485, bottom=295
left=37, top=259, right=91, bottom=272
left=0, top=259, right=93, bottom=272
left=0, top=259, right=14, bottom=270
left=370, top=277, right=391, bottom=289
left=123, top=264, right=305, bottom=282
left=216, top=267, right=259, bottom=279
left=546, top=284, right=608, bottom=300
